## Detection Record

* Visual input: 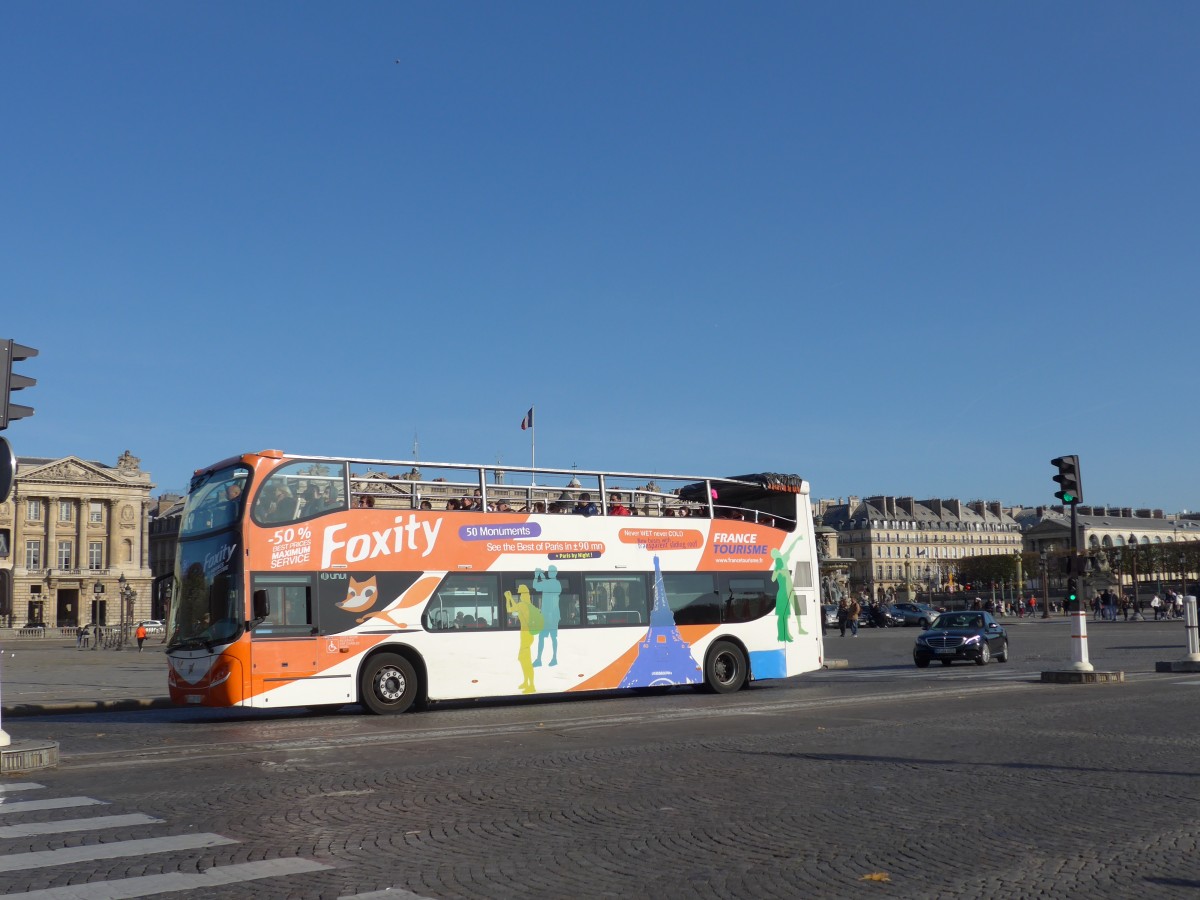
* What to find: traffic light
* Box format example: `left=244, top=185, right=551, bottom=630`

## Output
left=1050, top=455, right=1083, bottom=504
left=1066, top=577, right=1079, bottom=604
left=0, top=340, right=38, bottom=430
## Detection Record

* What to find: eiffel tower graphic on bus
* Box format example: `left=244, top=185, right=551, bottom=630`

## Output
left=619, top=555, right=702, bottom=688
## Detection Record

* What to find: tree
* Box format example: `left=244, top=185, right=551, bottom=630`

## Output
left=954, top=554, right=1021, bottom=591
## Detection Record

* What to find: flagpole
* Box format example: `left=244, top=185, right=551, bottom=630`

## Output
left=530, top=404, right=536, bottom=485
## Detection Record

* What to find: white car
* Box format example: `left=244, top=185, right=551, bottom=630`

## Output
left=137, top=620, right=165, bottom=634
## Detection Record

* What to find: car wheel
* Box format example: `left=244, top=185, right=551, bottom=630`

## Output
left=976, top=642, right=991, bottom=666
left=914, top=657, right=930, bottom=668
left=918, top=618, right=929, bottom=628
left=940, top=659, right=953, bottom=666
left=359, top=653, right=419, bottom=714
left=703, top=641, right=747, bottom=693
left=996, top=639, right=1009, bottom=663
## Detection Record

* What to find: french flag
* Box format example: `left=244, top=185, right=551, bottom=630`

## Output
left=520, top=407, right=534, bottom=431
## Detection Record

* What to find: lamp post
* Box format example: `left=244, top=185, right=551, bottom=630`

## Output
left=117, top=574, right=136, bottom=651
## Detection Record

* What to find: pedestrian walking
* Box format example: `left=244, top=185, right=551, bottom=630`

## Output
left=847, top=596, right=861, bottom=637
left=76, top=624, right=89, bottom=650
left=135, top=623, right=147, bottom=652
left=837, top=597, right=849, bottom=637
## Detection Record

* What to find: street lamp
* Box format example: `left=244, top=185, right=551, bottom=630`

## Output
left=117, top=574, right=136, bottom=651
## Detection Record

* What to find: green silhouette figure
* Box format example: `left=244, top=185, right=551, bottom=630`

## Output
left=504, top=584, right=540, bottom=694
left=771, top=540, right=809, bottom=641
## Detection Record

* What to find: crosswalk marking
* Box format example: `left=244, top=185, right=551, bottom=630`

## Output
left=0, top=814, right=164, bottom=839
left=0, top=784, right=334, bottom=898
left=0, top=833, right=237, bottom=873
left=0, top=798, right=104, bottom=816
left=3, top=858, right=332, bottom=899
left=0, top=784, right=45, bottom=795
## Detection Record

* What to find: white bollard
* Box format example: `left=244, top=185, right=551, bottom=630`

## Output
left=1071, top=604, right=1094, bottom=672
left=1184, top=596, right=1200, bottom=663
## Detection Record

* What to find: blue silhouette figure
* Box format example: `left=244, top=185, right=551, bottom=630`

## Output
left=532, top=565, right=562, bottom=667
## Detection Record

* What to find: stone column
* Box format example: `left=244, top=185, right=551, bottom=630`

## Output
left=107, top=499, right=119, bottom=572
left=140, top=500, right=150, bottom=570
left=46, top=496, right=58, bottom=571
left=79, top=496, right=90, bottom=572
left=12, top=492, right=24, bottom=573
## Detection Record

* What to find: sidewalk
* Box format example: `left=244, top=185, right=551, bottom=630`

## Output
left=0, top=636, right=174, bottom=717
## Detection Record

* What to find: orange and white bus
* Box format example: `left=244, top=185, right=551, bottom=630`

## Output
left=166, top=451, right=825, bottom=714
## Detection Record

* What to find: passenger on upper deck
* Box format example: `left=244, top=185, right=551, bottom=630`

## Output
left=573, top=493, right=598, bottom=517
left=608, top=493, right=631, bottom=516
left=263, top=484, right=296, bottom=523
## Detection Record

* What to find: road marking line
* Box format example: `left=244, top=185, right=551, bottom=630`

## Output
left=340, top=888, right=435, bottom=900
left=0, top=797, right=104, bottom=816
left=0, top=814, right=164, bottom=838
left=0, top=783, right=44, bottom=794
left=3, top=858, right=332, bottom=899
left=0, top=832, right=237, bottom=873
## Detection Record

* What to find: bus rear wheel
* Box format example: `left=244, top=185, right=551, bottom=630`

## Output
left=704, top=641, right=747, bottom=694
left=360, top=653, right=418, bottom=715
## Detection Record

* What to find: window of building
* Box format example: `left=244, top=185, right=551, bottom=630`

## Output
left=59, top=501, right=73, bottom=522
left=57, top=541, right=73, bottom=569
left=27, top=500, right=41, bottom=521
left=90, top=502, right=104, bottom=524
left=88, top=542, right=104, bottom=570
left=25, top=540, right=41, bottom=570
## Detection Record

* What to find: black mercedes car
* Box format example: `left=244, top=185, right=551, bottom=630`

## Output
left=913, top=611, right=1009, bottom=667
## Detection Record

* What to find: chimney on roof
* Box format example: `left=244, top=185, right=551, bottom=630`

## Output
left=897, top=497, right=914, bottom=515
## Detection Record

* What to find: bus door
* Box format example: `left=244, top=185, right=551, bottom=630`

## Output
left=249, top=573, right=321, bottom=706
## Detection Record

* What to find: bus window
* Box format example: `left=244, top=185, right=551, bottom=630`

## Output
left=663, top=572, right=720, bottom=626
left=425, top=574, right=500, bottom=631
left=722, top=576, right=774, bottom=623
left=506, top=571, right=582, bottom=629
left=251, top=460, right=347, bottom=526
left=584, top=575, right=648, bottom=626
left=251, top=574, right=314, bottom=638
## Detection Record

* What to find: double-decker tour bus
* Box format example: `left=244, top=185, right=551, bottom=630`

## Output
left=166, top=451, right=825, bottom=714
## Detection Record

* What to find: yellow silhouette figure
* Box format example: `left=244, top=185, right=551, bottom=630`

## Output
left=505, top=584, right=539, bottom=694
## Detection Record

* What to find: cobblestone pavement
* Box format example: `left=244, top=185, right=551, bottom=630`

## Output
left=0, top=621, right=1196, bottom=898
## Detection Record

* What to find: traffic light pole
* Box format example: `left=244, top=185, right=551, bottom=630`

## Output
left=1067, top=499, right=1094, bottom=672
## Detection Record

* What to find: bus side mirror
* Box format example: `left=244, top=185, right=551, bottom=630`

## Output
left=252, top=589, right=270, bottom=622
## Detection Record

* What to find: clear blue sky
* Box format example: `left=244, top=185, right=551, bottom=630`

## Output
left=2, top=2, right=1196, bottom=510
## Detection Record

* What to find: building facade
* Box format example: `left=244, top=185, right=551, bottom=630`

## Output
left=817, top=495, right=1024, bottom=599
left=0, top=451, right=155, bottom=627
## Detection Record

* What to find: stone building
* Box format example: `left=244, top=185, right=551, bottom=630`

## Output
left=0, top=450, right=155, bottom=628
left=817, top=495, right=1024, bottom=599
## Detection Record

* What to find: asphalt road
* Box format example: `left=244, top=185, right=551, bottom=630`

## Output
left=0, top=617, right=1197, bottom=899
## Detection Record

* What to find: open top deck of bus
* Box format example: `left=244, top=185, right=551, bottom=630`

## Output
left=199, top=450, right=808, bottom=530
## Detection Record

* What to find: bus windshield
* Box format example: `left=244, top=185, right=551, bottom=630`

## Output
left=170, top=531, right=243, bottom=649
left=180, top=464, right=251, bottom=537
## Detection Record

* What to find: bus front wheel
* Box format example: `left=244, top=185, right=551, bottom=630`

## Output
left=360, top=653, right=418, bottom=715
left=704, top=641, right=747, bottom=694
